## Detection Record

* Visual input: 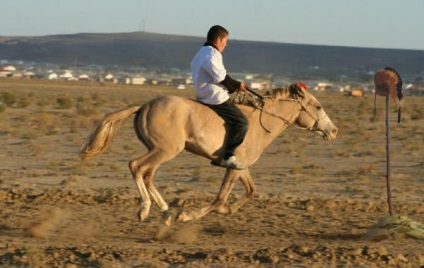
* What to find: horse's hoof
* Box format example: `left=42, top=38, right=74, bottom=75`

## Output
left=162, top=211, right=172, bottom=226
left=137, top=209, right=149, bottom=222
left=216, top=205, right=231, bottom=214
left=176, top=211, right=191, bottom=222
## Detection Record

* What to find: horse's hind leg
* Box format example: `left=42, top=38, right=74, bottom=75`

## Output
left=129, top=148, right=179, bottom=221
left=142, top=166, right=168, bottom=210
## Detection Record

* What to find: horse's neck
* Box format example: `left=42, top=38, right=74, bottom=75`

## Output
left=245, top=98, right=299, bottom=152
left=272, top=98, right=299, bottom=129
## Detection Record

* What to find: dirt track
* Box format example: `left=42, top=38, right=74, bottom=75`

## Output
left=1, top=80, right=423, bottom=267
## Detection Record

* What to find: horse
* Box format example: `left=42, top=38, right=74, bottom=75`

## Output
left=80, top=83, right=338, bottom=224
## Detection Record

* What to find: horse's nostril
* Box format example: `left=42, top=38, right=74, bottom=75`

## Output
left=332, top=128, right=338, bottom=135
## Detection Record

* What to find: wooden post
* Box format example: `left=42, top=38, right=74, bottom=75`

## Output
left=374, top=67, right=403, bottom=216
left=385, top=94, right=393, bottom=215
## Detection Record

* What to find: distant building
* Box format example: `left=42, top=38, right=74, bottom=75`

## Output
left=0, top=65, right=14, bottom=78
left=344, top=88, right=365, bottom=97
left=3, top=65, right=16, bottom=72
left=105, top=73, right=114, bottom=81
left=249, top=80, right=270, bottom=91
left=314, top=82, right=334, bottom=92
left=131, top=77, right=146, bottom=85
left=24, top=71, right=35, bottom=78
left=48, top=72, right=58, bottom=80
left=79, top=74, right=90, bottom=81
left=60, top=71, right=75, bottom=80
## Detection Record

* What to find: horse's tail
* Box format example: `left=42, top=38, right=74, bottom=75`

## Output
left=80, top=106, right=141, bottom=161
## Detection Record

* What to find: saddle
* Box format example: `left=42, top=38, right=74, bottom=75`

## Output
left=373, top=67, right=403, bottom=123
left=231, top=90, right=264, bottom=108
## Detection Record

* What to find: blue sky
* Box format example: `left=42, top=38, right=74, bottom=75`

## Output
left=1, top=0, right=423, bottom=50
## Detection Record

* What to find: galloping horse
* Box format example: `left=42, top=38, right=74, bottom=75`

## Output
left=80, top=83, right=338, bottom=223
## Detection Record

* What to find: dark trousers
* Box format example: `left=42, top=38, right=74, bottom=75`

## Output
left=206, top=100, right=249, bottom=159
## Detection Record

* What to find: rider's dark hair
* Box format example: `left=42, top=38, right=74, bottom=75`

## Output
left=207, top=25, right=229, bottom=43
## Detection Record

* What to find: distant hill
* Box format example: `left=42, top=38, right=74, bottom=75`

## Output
left=0, top=31, right=423, bottom=81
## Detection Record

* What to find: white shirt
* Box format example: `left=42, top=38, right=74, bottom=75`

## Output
left=190, top=45, right=229, bottom=105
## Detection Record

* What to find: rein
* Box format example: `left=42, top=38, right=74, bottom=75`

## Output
left=235, top=90, right=320, bottom=133
left=248, top=96, right=320, bottom=134
left=258, top=99, right=295, bottom=133
left=246, top=98, right=291, bottom=133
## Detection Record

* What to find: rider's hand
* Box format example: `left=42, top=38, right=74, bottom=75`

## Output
left=239, top=82, right=248, bottom=92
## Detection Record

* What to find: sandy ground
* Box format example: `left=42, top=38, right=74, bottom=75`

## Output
left=0, top=79, right=423, bottom=267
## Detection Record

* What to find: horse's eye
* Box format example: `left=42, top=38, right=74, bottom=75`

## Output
left=316, top=106, right=322, bottom=110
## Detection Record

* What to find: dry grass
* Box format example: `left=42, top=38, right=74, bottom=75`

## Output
left=0, top=79, right=423, bottom=267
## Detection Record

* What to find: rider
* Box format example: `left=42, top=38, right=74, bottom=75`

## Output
left=190, top=25, right=249, bottom=170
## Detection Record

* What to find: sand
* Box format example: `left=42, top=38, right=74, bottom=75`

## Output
left=0, top=79, right=423, bottom=267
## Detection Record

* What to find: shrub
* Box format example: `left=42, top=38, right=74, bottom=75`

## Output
left=410, top=105, right=423, bottom=120
left=16, top=96, right=31, bottom=108
left=0, top=101, right=6, bottom=113
left=0, top=91, right=16, bottom=107
left=56, top=95, right=73, bottom=109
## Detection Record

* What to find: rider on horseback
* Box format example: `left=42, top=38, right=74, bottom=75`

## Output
left=190, top=25, right=249, bottom=170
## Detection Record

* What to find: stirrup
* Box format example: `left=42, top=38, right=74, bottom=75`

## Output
left=211, top=156, right=246, bottom=170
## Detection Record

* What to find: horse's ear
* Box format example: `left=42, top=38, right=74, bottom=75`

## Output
left=289, top=83, right=305, bottom=99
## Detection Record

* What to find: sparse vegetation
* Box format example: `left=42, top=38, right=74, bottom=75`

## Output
left=0, top=79, right=423, bottom=268
left=0, top=91, right=16, bottom=107
left=56, top=95, right=73, bottom=109
left=410, top=105, right=423, bottom=120
left=0, top=101, right=6, bottom=113
left=358, top=164, right=376, bottom=175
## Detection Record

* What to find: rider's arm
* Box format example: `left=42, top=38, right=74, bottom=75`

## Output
left=220, top=74, right=241, bottom=93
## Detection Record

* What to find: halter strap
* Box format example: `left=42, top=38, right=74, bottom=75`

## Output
left=294, top=98, right=323, bottom=131
left=249, top=98, right=320, bottom=133
left=240, top=91, right=321, bottom=133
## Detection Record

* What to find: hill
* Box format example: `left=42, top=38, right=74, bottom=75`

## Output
left=0, top=31, right=423, bottom=81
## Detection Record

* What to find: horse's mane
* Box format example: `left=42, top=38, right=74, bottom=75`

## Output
left=232, top=83, right=304, bottom=108
left=264, top=87, right=291, bottom=100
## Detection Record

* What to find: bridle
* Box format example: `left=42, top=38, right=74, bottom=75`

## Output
left=290, top=98, right=333, bottom=139
left=294, top=98, right=323, bottom=132
left=249, top=96, right=322, bottom=134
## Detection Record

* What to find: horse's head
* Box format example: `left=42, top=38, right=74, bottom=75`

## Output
left=289, top=84, right=338, bottom=140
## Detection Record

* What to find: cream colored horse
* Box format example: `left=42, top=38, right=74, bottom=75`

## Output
left=80, top=83, right=338, bottom=224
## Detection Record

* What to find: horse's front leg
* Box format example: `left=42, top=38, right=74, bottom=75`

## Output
left=177, top=169, right=239, bottom=222
left=215, top=169, right=256, bottom=214
left=228, top=169, right=256, bottom=213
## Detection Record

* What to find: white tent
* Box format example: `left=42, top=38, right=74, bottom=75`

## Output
left=60, top=71, right=74, bottom=79
left=79, top=74, right=90, bottom=80
left=105, top=73, right=114, bottom=81
left=48, top=73, right=58, bottom=80
left=4, top=66, right=16, bottom=72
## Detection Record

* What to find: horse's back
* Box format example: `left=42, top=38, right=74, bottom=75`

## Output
left=140, top=95, right=211, bottom=123
left=136, top=95, right=227, bottom=155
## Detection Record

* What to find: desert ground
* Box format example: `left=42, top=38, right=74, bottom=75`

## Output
left=0, top=79, right=423, bottom=267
